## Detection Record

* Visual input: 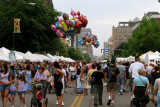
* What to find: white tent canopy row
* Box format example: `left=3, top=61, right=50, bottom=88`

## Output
left=47, top=53, right=75, bottom=62
left=0, top=47, right=75, bottom=62
left=116, top=56, right=135, bottom=62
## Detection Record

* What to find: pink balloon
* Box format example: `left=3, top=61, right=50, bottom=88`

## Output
left=51, top=25, right=57, bottom=32
left=56, top=30, right=60, bottom=35
left=71, top=9, right=76, bottom=16
left=59, top=32, right=63, bottom=38
left=66, top=20, right=70, bottom=26
left=58, top=18, right=62, bottom=24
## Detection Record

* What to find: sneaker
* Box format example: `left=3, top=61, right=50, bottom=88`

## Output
left=11, top=105, right=14, bottom=107
left=91, top=96, right=94, bottom=100
left=107, top=99, right=112, bottom=105
left=56, top=100, right=59, bottom=105
left=118, top=93, right=121, bottom=95
left=62, top=101, right=64, bottom=106
left=23, top=105, right=26, bottom=107
left=120, top=90, right=123, bottom=95
left=110, top=102, right=115, bottom=107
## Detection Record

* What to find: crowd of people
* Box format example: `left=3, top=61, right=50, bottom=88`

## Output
left=1, top=56, right=160, bottom=107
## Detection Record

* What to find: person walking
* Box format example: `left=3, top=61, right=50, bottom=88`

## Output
left=69, top=63, right=76, bottom=88
left=104, top=59, right=120, bottom=106
left=0, top=64, right=13, bottom=107
left=129, top=56, right=146, bottom=91
left=80, top=61, right=89, bottom=95
left=91, top=64, right=104, bottom=106
left=24, top=65, right=32, bottom=92
left=131, top=69, right=150, bottom=107
left=152, top=77, right=160, bottom=107
left=53, top=62, right=64, bottom=107
left=88, top=63, right=97, bottom=99
left=116, top=61, right=126, bottom=95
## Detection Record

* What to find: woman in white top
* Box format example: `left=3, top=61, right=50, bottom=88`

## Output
left=69, top=63, right=76, bottom=88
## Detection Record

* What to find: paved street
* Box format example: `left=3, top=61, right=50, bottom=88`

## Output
left=1, top=87, right=154, bottom=107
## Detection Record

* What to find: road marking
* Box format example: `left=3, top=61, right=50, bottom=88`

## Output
left=76, top=95, right=84, bottom=107
left=70, top=94, right=80, bottom=107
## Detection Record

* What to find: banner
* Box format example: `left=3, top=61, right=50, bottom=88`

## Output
left=14, top=18, right=21, bottom=33
left=9, top=52, right=16, bottom=62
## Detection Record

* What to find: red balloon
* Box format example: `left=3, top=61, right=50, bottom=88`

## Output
left=83, top=42, right=86, bottom=45
left=76, top=21, right=82, bottom=29
left=77, top=11, right=80, bottom=16
left=51, top=25, right=57, bottom=32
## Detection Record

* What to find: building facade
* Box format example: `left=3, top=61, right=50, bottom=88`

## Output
left=111, top=18, right=140, bottom=56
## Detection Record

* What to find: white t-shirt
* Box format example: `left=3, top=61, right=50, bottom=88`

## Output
left=62, top=69, right=67, bottom=84
left=129, top=62, right=146, bottom=78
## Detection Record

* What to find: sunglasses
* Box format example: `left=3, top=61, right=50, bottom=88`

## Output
left=59, top=65, right=63, bottom=66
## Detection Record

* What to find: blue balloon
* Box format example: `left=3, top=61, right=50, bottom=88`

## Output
left=68, top=30, right=74, bottom=37
left=82, top=36, right=86, bottom=40
left=78, top=39, right=82, bottom=44
left=81, top=41, right=84, bottom=46
left=55, top=22, right=60, bottom=28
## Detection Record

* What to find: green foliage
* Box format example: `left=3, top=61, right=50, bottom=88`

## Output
left=122, top=18, right=160, bottom=57
left=0, top=0, right=66, bottom=54
left=67, top=47, right=91, bottom=62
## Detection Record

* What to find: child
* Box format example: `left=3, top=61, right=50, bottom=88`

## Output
left=8, top=75, right=16, bottom=107
left=36, top=85, right=45, bottom=107
left=17, top=75, right=31, bottom=107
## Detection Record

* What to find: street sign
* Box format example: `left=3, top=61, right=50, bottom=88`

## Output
left=103, top=48, right=109, bottom=51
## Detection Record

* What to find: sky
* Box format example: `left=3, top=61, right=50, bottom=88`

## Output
left=52, top=0, right=160, bottom=56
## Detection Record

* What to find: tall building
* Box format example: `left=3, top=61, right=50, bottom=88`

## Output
left=108, top=36, right=113, bottom=60
left=144, top=12, right=160, bottom=25
left=102, top=42, right=109, bottom=60
left=111, top=18, right=140, bottom=55
left=77, top=28, right=93, bottom=59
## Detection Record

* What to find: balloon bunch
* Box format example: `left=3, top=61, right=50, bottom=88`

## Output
left=51, top=9, right=88, bottom=39
left=78, top=33, right=100, bottom=48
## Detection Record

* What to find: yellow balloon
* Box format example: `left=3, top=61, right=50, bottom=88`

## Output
left=61, top=20, right=68, bottom=31
left=86, top=42, right=89, bottom=46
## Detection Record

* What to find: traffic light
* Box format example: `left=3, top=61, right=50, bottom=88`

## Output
left=101, top=49, right=102, bottom=53
left=159, top=0, right=160, bottom=3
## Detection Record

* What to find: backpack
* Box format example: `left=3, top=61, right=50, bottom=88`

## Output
left=84, top=65, right=89, bottom=76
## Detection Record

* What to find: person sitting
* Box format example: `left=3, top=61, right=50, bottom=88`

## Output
left=36, top=85, right=45, bottom=107
left=131, top=69, right=150, bottom=107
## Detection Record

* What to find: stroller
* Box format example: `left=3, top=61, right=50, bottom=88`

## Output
left=31, top=81, right=48, bottom=107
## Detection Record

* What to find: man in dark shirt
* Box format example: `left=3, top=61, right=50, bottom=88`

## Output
left=104, top=59, right=120, bottom=106
left=91, top=64, right=104, bottom=106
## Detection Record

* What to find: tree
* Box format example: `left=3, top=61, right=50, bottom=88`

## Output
left=122, top=18, right=160, bottom=57
left=0, top=0, right=66, bottom=54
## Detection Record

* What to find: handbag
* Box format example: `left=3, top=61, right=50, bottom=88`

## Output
left=137, top=76, right=150, bottom=104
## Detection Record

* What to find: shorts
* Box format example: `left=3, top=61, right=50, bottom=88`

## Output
left=55, top=82, right=63, bottom=96
left=82, top=77, right=88, bottom=89
left=126, top=79, right=130, bottom=84
left=18, top=91, right=25, bottom=95
left=70, top=75, right=76, bottom=80
left=0, top=85, right=10, bottom=91
left=107, top=82, right=117, bottom=92
left=9, top=91, right=16, bottom=95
